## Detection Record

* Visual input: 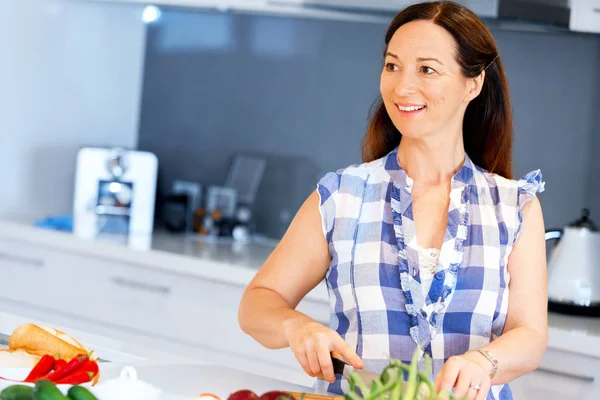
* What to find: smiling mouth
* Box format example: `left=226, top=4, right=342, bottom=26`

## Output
left=397, top=104, right=426, bottom=112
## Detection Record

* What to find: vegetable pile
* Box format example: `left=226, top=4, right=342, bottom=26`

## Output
left=344, top=349, right=462, bottom=400
left=0, top=379, right=98, bottom=400
left=1, top=354, right=99, bottom=386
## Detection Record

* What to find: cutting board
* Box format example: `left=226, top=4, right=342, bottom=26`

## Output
left=286, top=391, right=344, bottom=400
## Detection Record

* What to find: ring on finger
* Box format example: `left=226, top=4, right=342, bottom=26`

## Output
left=469, top=383, right=481, bottom=391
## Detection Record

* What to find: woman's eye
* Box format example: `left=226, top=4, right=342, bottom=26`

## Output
left=384, top=62, right=399, bottom=72
left=421, top=66, right=436, bottom=74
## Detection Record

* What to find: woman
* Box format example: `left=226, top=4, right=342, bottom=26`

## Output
left=238, top=2, right=548, bottom=399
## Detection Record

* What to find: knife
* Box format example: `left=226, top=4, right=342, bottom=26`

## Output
left=331, top=356, right=380, bottom=387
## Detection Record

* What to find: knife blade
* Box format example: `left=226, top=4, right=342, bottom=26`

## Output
left=0, top=333, right=9, bottom=348
left=331, top=357, right=380, bottom=387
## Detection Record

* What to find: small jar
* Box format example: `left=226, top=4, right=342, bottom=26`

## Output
left=90, top=366, right=162, bottom=400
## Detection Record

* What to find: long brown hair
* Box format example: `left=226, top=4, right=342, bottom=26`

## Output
left=361, top=1, right=513, bottom=179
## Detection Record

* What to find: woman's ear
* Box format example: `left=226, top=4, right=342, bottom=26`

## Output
left=465, top=71, right=485, bottom=102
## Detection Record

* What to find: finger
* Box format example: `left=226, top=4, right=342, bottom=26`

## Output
left=294, top=349, right=314, bottom=377
left=435, top=357, right=461, bottom=394
left=453, top=367, right=472, bottom=399
left=467, top=385, right=479, bottom=400
left=332, top=334, right=363, bottom=369
left=475, top=378, right=491, bottom=400
left=305, top=341, right=324, bottom=379
left=317, top=344, right=336, bottom=383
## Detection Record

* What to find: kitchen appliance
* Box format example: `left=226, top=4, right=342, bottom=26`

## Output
left=546, top=208, right=600, bottom=317
left=73, top=147, right=158, bottom=249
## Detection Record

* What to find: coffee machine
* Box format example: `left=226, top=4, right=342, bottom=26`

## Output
left=73, top=147, right=158, bottom=249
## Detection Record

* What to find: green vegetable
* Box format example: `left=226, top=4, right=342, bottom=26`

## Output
left=344, top=348, right=467, bottom=400
left=32, top=380, right=68, bottom=400
left=0, top=385, right=34, bottom=400
left=66, top=386, right=97, bottom=400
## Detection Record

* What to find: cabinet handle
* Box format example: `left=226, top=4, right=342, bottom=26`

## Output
left=536, top=366, right=595, bottom=383
left=0, top=252, right=45, bottom=268
left=110, top=277, right=171, bottom=295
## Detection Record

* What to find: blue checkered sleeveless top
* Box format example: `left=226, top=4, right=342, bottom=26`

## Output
left=315, top=147, right=544, bottom=399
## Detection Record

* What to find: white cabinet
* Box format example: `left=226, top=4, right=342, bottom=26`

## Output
left=570, top=0, right=600, bottom=34
left=509, top=344, right=600, bottom=400
left=510, top=367, right=597, bottom=400
left=0, top=235, right=330, bottom=379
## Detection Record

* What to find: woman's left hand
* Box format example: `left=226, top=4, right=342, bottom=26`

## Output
left=433, top=352, right=491, bottom=400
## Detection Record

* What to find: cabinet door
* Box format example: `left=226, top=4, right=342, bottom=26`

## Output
left=570, top=0, right=600, bottom=34
left=510, top=367, right=597, bottom=400
left=0, top=235, right=330, bottom=379
left=25, top=247, right=314, bottom=372
left=0, top=239, right=59, bottom=308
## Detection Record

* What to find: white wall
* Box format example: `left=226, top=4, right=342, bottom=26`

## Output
left=0, top=0, right=147, bottom=222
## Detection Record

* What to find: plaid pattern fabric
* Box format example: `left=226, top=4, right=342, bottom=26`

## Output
left=315, top=147, right=544, bottom=400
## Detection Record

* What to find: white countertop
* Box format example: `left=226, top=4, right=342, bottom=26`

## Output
left=0, top=220, right=330, bottom=303
left=0, top=310, right=316, bottom=400
left=547, top=312, right=600, bottom=358
left=3, top=219, right=600, bottom=364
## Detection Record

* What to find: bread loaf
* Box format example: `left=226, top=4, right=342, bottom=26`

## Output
left=8, top=323, right=98, bottom=361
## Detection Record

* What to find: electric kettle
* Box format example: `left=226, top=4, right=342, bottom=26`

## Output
left=546, top=209, right=600, bottom=317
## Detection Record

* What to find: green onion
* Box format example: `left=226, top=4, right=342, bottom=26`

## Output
left=403, top=349, right=421, bottom=400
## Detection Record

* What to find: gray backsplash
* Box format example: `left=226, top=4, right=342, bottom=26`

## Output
left=138, top=8, right=600, bottom=239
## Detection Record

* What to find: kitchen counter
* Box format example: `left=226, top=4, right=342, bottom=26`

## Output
left=3, top=219, right=600, bottom=376
left=0, top=220, right=329, bottom=303
left=0, top=310, right=316, bottom=400
left=548, top=312, right=600, bottom=358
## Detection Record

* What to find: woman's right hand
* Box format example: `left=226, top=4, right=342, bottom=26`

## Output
left=283, top=317, right=364, bottom=383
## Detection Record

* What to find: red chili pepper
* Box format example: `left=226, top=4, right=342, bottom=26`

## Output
left=25, top=354, right=55, bottom=382
left=56, top=360, right=99, bottom=385
left=54, top=359, right=67, bottom=371
left=54, top=370, right=96, bottom=385
left=79, top=360, right=99, bottom=378
left=43, top=354, right=88, bottom=382
left=54, top=359, right=99, bottom=385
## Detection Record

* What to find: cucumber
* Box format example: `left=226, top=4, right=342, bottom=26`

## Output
left=66, top=386, right=97, bottom=400
left=0, top=385, right=34, bottom=400
left=32, top=381, right=68, bottom=400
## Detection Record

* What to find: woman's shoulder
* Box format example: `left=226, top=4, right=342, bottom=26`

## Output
left=318, top=156, right=388, bottom=193
left=474, top=165, right=546, bottom=207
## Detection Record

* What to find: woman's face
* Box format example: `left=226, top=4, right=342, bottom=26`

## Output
left=380, top=20, right=482, bottom=140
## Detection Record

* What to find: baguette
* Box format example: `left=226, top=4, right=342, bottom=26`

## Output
left=8, top=323, right=98, bottom=361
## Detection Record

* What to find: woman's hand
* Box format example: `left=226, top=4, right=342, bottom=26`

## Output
left=283, top=317, right=364, bottom=383
left=434, top=351, right=492, bottom=400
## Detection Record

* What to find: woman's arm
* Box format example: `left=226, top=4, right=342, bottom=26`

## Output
left=238, top=191, right=363, bottom=382
left=466, top=196, right=548, bottom=382
left=435, top=197, right=548, bottom=399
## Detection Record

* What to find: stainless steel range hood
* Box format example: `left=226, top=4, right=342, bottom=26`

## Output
left=292, top=0, right=573, bottom=30
left=82, top=0, right=592, bottom=33
left=231, top=0, right=576, bottom=32
left=497, top=0, right=570, bottom=27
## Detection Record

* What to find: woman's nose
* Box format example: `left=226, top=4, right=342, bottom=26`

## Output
left=394, top=71, right=418, bottom=96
